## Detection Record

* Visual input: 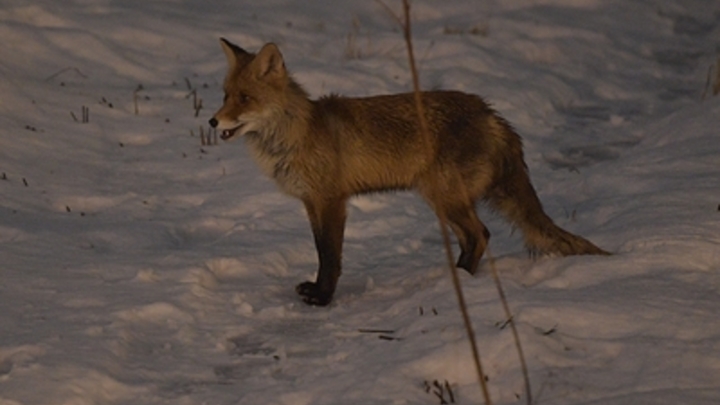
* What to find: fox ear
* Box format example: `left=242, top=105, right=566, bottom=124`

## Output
left=252, top=43, right=287, bottom=81
left=219, top=38, right=250, bottom=71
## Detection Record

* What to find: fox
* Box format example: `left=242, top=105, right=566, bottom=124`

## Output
left=209, top=39, right=609, bottom=306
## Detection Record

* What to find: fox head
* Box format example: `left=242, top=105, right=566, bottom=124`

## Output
left=209, top=39, right=300, bottom=140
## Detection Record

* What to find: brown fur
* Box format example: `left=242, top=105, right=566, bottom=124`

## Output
left=210, top=39, right=609, bottom=306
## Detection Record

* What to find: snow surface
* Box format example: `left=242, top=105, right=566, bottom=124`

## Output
left=1, top=0, right=719, bottom=404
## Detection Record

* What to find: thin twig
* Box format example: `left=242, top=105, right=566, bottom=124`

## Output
left=714, top=57, right=720, bottom=96
left=487, top=249, right=532, bottom=405
left=702, top=64, right=713, bottom=100
left=45, top=67, right=87, bottom=82
left=375, top=0, right=403, bottom=26
left=701, top=58, right=720, bottom=100
left=133, top=84, right=143, bottom=115
left=398, top=1, right=492, bottom=404
left=358, top=329, right=395, bottom=334
left=194, top=97, right=203, bottom=117
left=444, top=380, right=455, bottom=403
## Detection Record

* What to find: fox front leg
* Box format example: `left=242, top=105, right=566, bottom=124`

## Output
left=296, top=198, right=347, bottom=306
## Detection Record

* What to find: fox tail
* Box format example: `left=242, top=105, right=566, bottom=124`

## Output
left=486, top=151, right=609, bottom=257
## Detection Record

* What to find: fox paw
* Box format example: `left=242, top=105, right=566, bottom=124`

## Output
left=295, top=282, right=333, bottom=306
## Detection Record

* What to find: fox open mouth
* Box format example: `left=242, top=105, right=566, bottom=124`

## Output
left=220, top=125, right=243, bottom=140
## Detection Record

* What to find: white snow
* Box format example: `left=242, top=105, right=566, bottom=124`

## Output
left=1, top=1, right=719, bottom=404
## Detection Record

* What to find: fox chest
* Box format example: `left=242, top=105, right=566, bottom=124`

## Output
left=245, top=136, right=308, bottom=198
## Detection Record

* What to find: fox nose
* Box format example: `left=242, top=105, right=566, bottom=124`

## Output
left=208, top=117, right=218, bottom=128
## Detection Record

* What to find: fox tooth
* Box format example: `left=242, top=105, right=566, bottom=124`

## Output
left=220, top=128, right=238, bottom=140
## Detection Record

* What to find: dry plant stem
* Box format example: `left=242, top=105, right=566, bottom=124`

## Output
left=45, top=67, right=87, bottom=81
left=714, top=57, right=720, bottom=96
left=487, top=250, right=532, bottom=405
left=702, top=59, right=720, bottom=100
left=702, top=64, right=713, bottom=100
left=440, top=213, right=493, bottom=405
left=398, top=1, right=492, bottom=404
left=133, top=84, right=143, bottom=115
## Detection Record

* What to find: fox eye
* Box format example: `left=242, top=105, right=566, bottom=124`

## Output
left=238, top=93, right=250, bottom=104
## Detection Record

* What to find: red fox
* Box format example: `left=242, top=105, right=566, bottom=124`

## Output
left=209, top=39, right=608, bottom=306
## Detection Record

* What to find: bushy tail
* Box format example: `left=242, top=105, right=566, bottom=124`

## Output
left=487, top=152, right=609, bottom=257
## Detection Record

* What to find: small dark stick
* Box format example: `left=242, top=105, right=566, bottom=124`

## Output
left=133, top=84, right=143, bottom=115
left=542, top=325, right=558, bottom=336
left=444, top=380, right=455, bottom=403
left=378, top=335, right=398, bottom=341
left=432, top=380, right=450, bottom=404
left=188, top=89, right=204, bottom=117
left=714, top=57, right=720, bottom=96
left=194, top=97, right=203, bottom=117
left=380, top=1, right=496, bottom=403
left=357, top=329, right=395, bottom=334
left=498, top=316, right=513, bottom=330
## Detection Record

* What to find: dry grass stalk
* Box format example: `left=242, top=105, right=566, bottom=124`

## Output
left=702, top=57, right=720, bottom=100
left=393, top=0, right=493, bottom=403
left=714, top=57, right=720, bottom=96
left=384, top=1, right=533, bottom=404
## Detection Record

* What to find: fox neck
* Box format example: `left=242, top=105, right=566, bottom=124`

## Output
left=245, top=81, right=311, bottom=154
left=244, top=80, right=312, bottom=196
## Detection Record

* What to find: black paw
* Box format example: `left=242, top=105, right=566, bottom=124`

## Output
left=456, top=251, right=480, bottom=275
left=296, top=282, right=333, bottom=306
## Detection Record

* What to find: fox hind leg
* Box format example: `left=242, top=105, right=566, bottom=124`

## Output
left=446, top=204, right=489, bottom=275
left=419, top=183, right=489, bottom=275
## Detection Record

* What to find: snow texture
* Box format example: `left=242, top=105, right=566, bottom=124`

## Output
left=1, top=0, right=719, bottom=404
